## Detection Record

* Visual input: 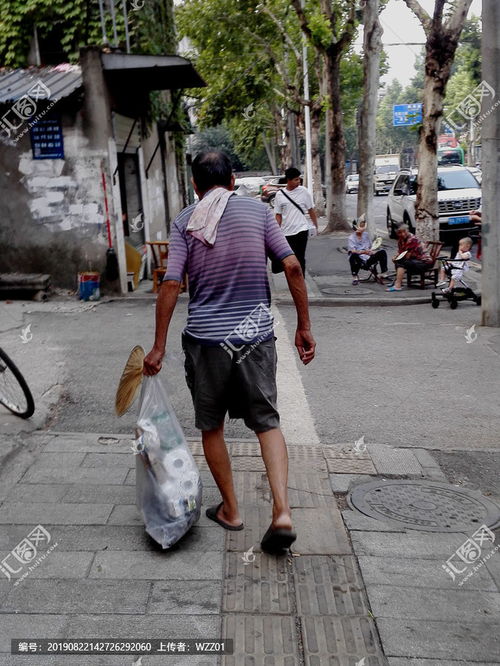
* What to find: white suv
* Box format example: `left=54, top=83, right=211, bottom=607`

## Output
left=386, top=166, right=481, bottom=243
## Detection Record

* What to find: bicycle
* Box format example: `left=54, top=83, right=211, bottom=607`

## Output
left=0, top=347, right=35, bottom=418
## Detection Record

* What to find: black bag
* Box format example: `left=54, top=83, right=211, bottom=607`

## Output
left=271, top=189, right=307, bottom=274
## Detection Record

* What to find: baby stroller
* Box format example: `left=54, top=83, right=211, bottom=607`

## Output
left=431, top=258, right=481, bottom=309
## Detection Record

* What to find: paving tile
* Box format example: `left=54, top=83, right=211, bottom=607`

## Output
left=81, top=452, right=135, bottom=468
left=5, top=484, right=69, bottom=503
left=20, top=466, right=128, bottom=485
left=106, top=504, right=142, bottom=525
left=330, top=474, right=374, bottom=493
left=230, top=456, right=267, bottom=472
left=294, top=556, right=368, bottom=615
left=0, top=614, right=68, bottom=653
left=369, top=445, right=423, bottom=476
left=28, top=452, right=87, bottom=467
left=62, top=484, right=136, bottom=504
left=0, top=551, right=92, bottom=580
left=0, top=502, right=113, bottom=525
left=124, top=468, right=135, bottom=485
left=222, top=614, right=299, bottom=666
left=41, top=433, right=133, bottom=453
left=223, top=551, right=291, bottom=614
left=376, top=618, right=500, bottom=662
left=1, top=656, right=219, bottom=666
left=300, top=615, right=385, bottom=665
left=327, top=458, right=377, bottom=474
left=288, top=473, right=336, bottom=508
left=367, top=583, right=500, bottom=621
left=350, top=531, right=470, bottom=559
left=1, top=579, right=150, bottom=613
left=231, top=471, right=270, bottom=505
left=342, top=510, right=408, bottom=533
left=89, top=550, right=223, bottom=580
left=148, top=580, right=222, bottom=614
left=357, top=555, right=498, bottom=591
left=484, top=549, right=500, bottom=591
left=387, top=660, right=500, bottom=666
left=292, top=507, right=352, bottom=555
left=229, top=441, right=261, bottom=456
left=226, top=504, right=277, bottom=554
left=323, top=444, right=372, bottom=461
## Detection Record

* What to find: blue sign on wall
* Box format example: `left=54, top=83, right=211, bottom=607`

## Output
left=30, top=117, right=64, bottom=159
left=393, top=103, right=423, bottom=127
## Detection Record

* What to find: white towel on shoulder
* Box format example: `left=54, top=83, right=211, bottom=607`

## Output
left=186, top=187, right=234, bottom=247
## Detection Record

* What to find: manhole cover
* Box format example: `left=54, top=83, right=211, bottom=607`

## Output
left=321, top=287, right=373, bottom=296
left=347, top=480, right=500, bottom=532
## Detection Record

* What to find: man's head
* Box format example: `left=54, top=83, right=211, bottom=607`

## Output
left=285, top=167, right=302, bottom=190
left=191, top=151, right=234, bottom=197
left=396, top=223, right=410, bottom=240
left=355, top=220, right=367, bottom=236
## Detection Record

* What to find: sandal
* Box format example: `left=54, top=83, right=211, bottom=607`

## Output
left=385, top=285, right=403, bottom=292
left=352, top=277, right=359, bottom=285
left=261, top=525, right=296, bottom=554
left=206, top=502, right=244, bottom=531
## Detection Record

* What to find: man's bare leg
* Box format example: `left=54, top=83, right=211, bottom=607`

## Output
left=202, top=423, right=242, bottom=527
left=257, top=427, right=293, bottom=531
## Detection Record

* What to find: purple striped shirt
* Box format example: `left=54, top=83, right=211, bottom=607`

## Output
left=164, top=194, right=293, bottom=344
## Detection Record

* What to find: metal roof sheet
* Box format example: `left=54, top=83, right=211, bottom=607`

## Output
left=0, top=64, right=82, bottom=104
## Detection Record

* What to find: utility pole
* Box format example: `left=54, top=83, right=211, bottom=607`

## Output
left=481, top=0, right=500, bottom=326
left=301, top=0, right=313, bottom=195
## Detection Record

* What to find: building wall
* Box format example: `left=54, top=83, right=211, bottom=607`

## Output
left=0, top=110, right=109, bottom=289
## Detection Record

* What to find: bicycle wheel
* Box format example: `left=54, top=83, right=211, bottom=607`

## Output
left=0, top=348, right=35, bottom=418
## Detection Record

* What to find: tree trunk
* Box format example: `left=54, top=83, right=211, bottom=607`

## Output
left=323, top=48, right=349, bottom=232
left=263, top=134, right=278, bottom=175
left=311, top=103, right=325, bottom=215
left=357, top=0, right=383, bottom=239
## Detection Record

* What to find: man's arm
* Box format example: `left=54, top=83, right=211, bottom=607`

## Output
left=282, top=255, right=316, bottom=365
left=143, top=280, right=181, bottom=375
left=308, top=208, right=318, bottom=229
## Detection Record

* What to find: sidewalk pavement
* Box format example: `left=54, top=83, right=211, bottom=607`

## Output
left=1, top=428, right=499, bottom=665
left=271, top=231, right=482, bottom=308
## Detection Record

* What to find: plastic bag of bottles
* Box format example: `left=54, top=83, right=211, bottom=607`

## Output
left=135, top=375, right=202, bottom=549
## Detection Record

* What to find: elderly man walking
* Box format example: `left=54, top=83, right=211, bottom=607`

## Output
left=143, top=151, right=316, bottom=554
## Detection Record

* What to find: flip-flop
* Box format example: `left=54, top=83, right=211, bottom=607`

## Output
left=206, top=502, right=244, bottom=531
left=261, top=525, right=297, bottom=554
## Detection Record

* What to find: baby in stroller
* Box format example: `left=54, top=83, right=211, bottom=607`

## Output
left=437, top=237, right=473, bottom=293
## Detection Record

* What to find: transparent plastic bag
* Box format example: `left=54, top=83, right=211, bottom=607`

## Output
left=135, top=375, right=202, bottom=549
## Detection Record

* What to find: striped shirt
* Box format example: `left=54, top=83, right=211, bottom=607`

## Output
left=164, top=194, right=293, bottom=345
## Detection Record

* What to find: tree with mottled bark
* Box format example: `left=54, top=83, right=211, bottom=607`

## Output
left=357, top=0, right=383, bottom=238
left=402, top=0, right=474, bottom=241
left=291, top=0, right=358, bottom=232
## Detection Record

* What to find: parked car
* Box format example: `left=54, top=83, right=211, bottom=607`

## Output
left=466, top=166, right=482, bottom=185
left=234, top=176, right=266, bottom=197
left=345, top=174, right=359, bottom=194
left=386, top=166, right=481, bottom=244
left=260, top=176, right=287, bottom=205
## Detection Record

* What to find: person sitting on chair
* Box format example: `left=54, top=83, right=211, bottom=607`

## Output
left=348, top=218, right=388, bottom=285
left=436, top=236, right=472, bottom=293
left=386, top=224, right=433, bottom=292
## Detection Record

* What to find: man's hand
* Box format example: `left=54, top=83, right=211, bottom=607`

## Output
left=143, top=347, right=165, bottom=376
left=295, top=329, right=316, bottom=365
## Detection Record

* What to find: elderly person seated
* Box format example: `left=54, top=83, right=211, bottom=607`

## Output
left=348, top=219, right=388, bottom=285
left=386, top=224, right=433, bottom=292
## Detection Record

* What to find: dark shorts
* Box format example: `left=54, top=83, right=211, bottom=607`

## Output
left=182, top=333, right=280, bottom=433
left=396, top=258, right=433, bottom=272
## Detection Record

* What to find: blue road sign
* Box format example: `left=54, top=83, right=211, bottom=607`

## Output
left=393, top=103, right=422, bottom=127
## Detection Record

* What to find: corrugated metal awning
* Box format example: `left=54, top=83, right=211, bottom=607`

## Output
left=0, top=64, right=82, bottom=104
left=101, top=53, right=206, bottom=91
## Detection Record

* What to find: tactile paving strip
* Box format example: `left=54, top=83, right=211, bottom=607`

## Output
left=301, top=615, right=386, bottom=665
left=222, top=614, right=299, bottom=666
left=223, top=551, right=291, bottom=614
left=323, top=444, right=372, bottom=461
left=327, top=458, right=377, bottom=475
left=287, top=473, right=336, bottom=508
left=294, top=556, right=368, bottom=616
left=348, top=479, right=500, bottom=532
